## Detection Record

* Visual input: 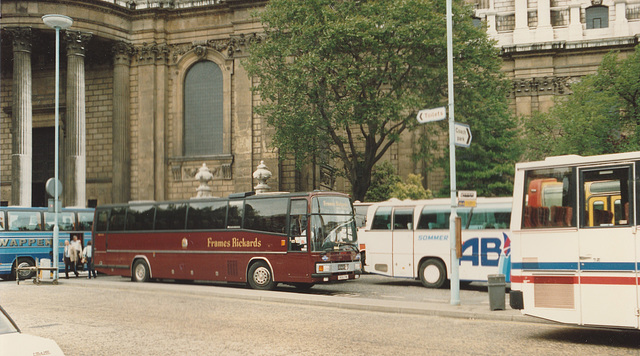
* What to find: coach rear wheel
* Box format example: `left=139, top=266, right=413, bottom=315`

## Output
left=132, top=260, right=150, bottom=283
left=248, top=261, right=276, bottom=290
left=418, top=259, right=446, bottom=289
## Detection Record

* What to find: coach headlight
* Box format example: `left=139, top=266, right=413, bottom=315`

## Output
left=316, top=263, right=332, bottom=273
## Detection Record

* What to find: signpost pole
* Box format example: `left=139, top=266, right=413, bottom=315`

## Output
left=446, top=0, right=460, bottom=306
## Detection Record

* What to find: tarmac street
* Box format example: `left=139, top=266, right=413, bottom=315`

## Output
left=2, top=275, right=640, bottom=355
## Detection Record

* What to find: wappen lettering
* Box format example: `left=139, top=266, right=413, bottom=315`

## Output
left=0, top=238, right=52, bottom=247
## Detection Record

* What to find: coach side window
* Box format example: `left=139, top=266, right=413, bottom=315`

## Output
left=522, top=167, right=576, bottom=228
left=95, top=210, right=109, bottom=232
left=7, top=211, right=41, bottom=231
left=126, top=205, right=155, bottom=231
left=393, top=208, right=414, bottom=230
left=155, top=203, right=187, bottom=230
left=371, top=207, right=392, bottom=230
left=187, top=201, right=227, bottom=230
left=417, top=209, right=450, bottom=230
left=580, top=166, right=631, bottom=227
left=244, top=198, right=288, bottom=234
left=227, top=201, right=244, bottom=229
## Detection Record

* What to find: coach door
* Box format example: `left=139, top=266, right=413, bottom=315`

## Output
left=392, top=207, right=415, bottom=278
left=578, top=165, right=637, bottom=328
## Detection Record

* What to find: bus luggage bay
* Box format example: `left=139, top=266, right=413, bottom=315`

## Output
left=509, top=151, right=640, bottom=329
left=93, top=191, right=361, bottom=289
left=358, top=197, right=512, bottom=288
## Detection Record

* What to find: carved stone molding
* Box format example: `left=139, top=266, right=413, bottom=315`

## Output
left=511, top=76, right=579, bottom=97
left=170, top=32, right=264, bottom=63
left=113, top=41, right=135, bottom=65
left=136, top=42, right=171, bottom=65
left=6, top=27, right=33, bottom=53
left=65, top=30, right=93, bottom=57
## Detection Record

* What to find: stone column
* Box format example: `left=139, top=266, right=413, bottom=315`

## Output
left=136, top=42, right=169, bottom=201
left=568, top=4, right=583, bottom=41
left=614, top=0, right=629, bottom=37
left=536, top=0, right=554, bottom=42
left=513, top=0, right=530, bottom=44
left=112, top=41, right=133, bottom=203
left=64, top=30, right=92, bottom=208
left=8, top=27, right=33, bottom=207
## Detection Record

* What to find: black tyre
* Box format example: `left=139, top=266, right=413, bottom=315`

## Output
left=248, top=261, right=276, bottom=290
left=132, top=260, right=150, bottom=283
left=12, top=258, right=35, bottom=281
left=418, top=259, right=446, bottom=288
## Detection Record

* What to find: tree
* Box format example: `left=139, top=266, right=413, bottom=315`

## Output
left=364, top=161, right=400, bottom=202
left=391, top=174, right=433, bottom=200
left=245, top=0, right=515, bottom=201
left=524, top=46, right=640, bottom=158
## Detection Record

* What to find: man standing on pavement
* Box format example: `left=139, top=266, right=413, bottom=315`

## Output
left=83, top=241, right=97, bottom=279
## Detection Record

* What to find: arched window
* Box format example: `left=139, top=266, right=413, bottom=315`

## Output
left=586, top=5, right=608, bottom=29
left=183, top=61, right=223, bottom=156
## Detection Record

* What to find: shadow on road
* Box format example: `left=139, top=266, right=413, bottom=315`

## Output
left=533, top=327, right=640, bottom=348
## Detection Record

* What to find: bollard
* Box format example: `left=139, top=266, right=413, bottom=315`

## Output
left=487, top=274, right=506, bottom=311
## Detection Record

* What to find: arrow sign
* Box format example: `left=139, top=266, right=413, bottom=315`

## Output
left=416, top=107, right=447, bottom=123
left=454, top=123, right=472, bottom=148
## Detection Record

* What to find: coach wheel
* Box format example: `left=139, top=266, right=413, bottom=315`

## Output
left=248, top=261, right=276, bottom=290
left=419, top=259, right=446, bottom=289
left=132, top=260, right=150, bottom=283
left=12, top=259, right=35, bottom=281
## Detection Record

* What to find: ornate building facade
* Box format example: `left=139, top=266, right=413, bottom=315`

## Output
left=1, top=0, right=639, bottom=207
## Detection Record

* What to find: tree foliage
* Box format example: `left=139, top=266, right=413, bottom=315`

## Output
left=245, top=0, right=516, bottom=200
left=391, top=174, right=433, bottom=200
left=364, top=161, right=401, bottom=202
left=524, top=46, right=640, bottom=158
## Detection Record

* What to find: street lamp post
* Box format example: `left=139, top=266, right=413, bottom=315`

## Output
left=42, top=14, right=73, bottom=282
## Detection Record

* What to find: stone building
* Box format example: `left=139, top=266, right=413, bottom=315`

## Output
left=1, top=0, right=639, bottom=207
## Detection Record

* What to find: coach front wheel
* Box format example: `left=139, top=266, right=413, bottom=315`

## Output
left=12, top=258, right=35, bottom=281
left=248, top=261, right=276, bottom=290
left=419, top=259, right=446, bottom=289
left=132, top=260, right=150, bottom=283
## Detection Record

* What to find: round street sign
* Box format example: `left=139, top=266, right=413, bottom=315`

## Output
left=45, top=178, right=63, bottom=198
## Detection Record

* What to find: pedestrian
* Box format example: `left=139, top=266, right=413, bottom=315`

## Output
left=70, top=235, right=82, bottom=277
left=83, top=241, right=97, bottom=279
left=63, top=240, right=72, bottom=279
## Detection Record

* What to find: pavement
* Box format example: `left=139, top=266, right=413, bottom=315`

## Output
left=41, top=274, right=552, bottom=325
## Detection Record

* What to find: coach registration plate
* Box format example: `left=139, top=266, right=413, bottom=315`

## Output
left=338, top=274, right=349, bottom=280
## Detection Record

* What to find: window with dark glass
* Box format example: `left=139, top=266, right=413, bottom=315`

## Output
left=417, top=209, right=450, bottom=230
left=95, top=210, right=109, bottom=232
left=227, top=201, right=244, bottom=229
left=108, top=207, right=127, bottom=232
left=155, top=203, right=187, bottom=230
left=393, top=208, right=414, bottom=230
left=125, top=205, right=155, bottom=231
left=586, top=6, right=608, bottom=29
left=244, top=198, right=288, bottom=234
left=187, top=201, right=227, bottom=230
left=184, top=61, right=223, bottom=156
left=522, top=167, right=576, bottom=228
left=371, top=207, right=392, bottom=230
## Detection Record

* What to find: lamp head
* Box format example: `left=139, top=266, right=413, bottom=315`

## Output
left=42, top=14, right=73, bottom=30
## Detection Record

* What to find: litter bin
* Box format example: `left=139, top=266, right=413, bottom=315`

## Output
left=488, top=274, right=506, bottom=311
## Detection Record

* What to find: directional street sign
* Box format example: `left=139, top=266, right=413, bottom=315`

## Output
left=454, top=122, right=472, bottom=148
left=416, top=107, right=447, bottom=123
